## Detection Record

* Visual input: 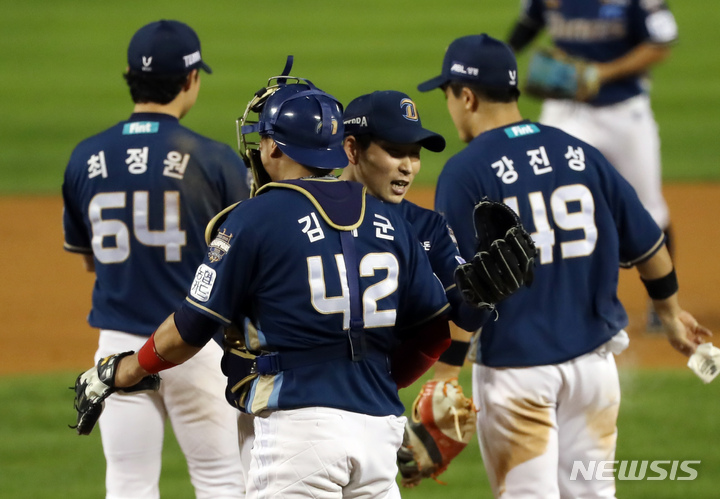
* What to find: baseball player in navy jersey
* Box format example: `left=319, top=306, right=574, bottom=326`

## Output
left=418, top=34, right=711, bottom=498
left=340, top=90, right=492, bottom=338
left=74, top=71, right=455, bottom=498
left=62, top=20, right=249, bottom=498
left=507, top=0, right=678, bottom=331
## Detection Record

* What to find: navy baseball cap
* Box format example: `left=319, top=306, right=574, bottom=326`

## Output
left=343, top=90, right=445, bottom=152
left=128, top=20, right=212, bottom=75
left=417, top=34, right=517, bottom=92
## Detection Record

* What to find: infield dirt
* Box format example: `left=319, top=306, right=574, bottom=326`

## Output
left=1, top=184, right=717, bottom=374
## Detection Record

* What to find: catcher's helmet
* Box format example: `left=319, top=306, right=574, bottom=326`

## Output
left=237, top=57, right=346, bottom=194
left=239, top=65, right=346, bottom=171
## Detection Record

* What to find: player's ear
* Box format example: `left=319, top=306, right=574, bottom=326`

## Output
left=461, top=87, right=477, bottom=111
left=183, top=70, right=199, bottom=91
left=266, top=138, right=283, bottom=159
left=343, top=136, right=360, bottom=165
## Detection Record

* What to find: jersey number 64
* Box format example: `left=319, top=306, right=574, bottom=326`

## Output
left=88, top=191, right=187, bottom=264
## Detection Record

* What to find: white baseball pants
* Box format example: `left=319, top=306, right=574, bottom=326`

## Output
left=245, top=406, right=406, bottom=498
left=96, top=330, right=244, bottom=499
left=473, top=337, right=627, bottom=498
left=540, top=94, right=670, bottom=230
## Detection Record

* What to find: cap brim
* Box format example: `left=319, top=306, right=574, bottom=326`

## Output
left=417, top=75, right=447, bottom=92
left=418, top=133, right=446, bottom=153
left=377, top=127, right=446, bottom=153
left=199, top=61, right=213, bottom=74
left=276, top=141, right=349, bottom=170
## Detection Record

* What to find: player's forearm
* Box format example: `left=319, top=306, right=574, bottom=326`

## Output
left=507, top=18, right=543, bottom=52
left=434, top=324, right=472, bottom=381
left=81, top=254, right=95, bottom=272
left=596, top=43, right=671, bottom=83
left=636, top=245, right=680, bottom=320
left=115, top=314, right=201, bottom=387
left=636, top=245, right=673, bottom=280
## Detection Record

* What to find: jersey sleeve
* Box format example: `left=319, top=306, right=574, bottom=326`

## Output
left=61, top=157, right=92, bottom=254
left=435, top=159, right=480, bottom=261
left=631, top=0, right=678, bottom=45
left=519, top=0, right=546, bottom=28
left=395, top=222, right=450, bottom=331
left=426, top=213, right=463, bottom=289
left=184, top=204, right=256, bottom=327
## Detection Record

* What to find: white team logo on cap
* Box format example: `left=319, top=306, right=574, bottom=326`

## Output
left=509, top=70, right=517, bottom=86
left=142, top=56, right=153, bottom=71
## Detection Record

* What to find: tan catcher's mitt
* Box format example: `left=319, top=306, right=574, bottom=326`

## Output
left=397, top=379, right=477, bottom=487
left=524, top=48, right=600, bottom=102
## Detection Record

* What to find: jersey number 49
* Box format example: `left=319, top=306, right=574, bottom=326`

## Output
left=504, top=184, right=597, bottom=265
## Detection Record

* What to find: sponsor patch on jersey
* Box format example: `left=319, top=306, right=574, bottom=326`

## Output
left=504, top=123, right=540, bottom=138
left=122, top=122, right=159, bottom=135
left=190, top=264, right=216, bottom=302
left=208, top=229, right=233, bottom=262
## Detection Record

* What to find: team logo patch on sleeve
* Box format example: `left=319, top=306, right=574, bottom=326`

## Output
left=190, top=264, right=216, bottom=302
left=208, top=229, right=232, bottom=262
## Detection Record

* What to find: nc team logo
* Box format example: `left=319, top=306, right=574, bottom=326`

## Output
left=509, top=70, right=517, bottom=86
left=208, top=229, right=233, bottom=263
left=400, top=98, right=418, bottom=121
left=142, top=56, right=152, bottom=72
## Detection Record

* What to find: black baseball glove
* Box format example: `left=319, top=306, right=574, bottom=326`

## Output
left=454, top=199, right=537, bottom=309
left=70, top=351, right=161, bottom=435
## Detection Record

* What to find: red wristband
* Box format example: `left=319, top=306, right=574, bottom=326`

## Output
left=137, top=332, right=177, bottom=374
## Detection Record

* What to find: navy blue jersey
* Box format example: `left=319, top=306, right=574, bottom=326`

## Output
left=435, top=121, right=664, bottom=367
left=63, top=112, right=250, bottom=335
left=521, top=0, right=677, bottom=105
left=393, top=199, right=489, bottom=332
left=185, top=178, right=449, bottom=416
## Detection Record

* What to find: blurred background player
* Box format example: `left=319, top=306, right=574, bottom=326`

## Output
left=62, top=20, right=249, bottom=498
left=76, top=73, right=455, bottom=498
left=507, top=0, right=679, bottom=331
left=418, top=33, right=711, bottom=498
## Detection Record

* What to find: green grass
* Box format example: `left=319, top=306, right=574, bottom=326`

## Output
left=0, top=0, right=718, bottom=194
left=1, top=368, right=717, bottom=498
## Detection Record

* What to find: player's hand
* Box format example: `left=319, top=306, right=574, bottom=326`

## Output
left=397, top=379, right=476, bottom=487
left=663, top=310, right=712, bottom=356
left=71, top=352, right=161, bottom=435
left=455, top=199, right=536, bottom=309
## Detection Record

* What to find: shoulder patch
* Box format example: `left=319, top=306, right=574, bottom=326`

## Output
left=208, top=228, right=233, bottom=262
left=205, top=201, right=242, bottom=245
left=190, top=264, right=216, bottom=302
